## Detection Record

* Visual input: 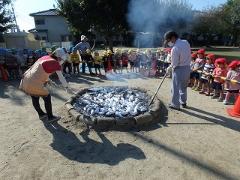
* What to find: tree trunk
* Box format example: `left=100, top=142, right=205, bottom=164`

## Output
left=106, top=35, right=113, bottom=51
left=234, top=33, right=239, bottom=47
left=232, top=28, right=239, bottom=47
left=109, top=38, right=113, bottom=52
left=0, top=33, right=4, bottom=42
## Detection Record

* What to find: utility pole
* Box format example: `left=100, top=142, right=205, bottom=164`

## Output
left=11, top=3, right=20, bottom=32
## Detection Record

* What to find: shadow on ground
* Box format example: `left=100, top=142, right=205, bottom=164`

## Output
left=51, top=91, right=69, bottom=102
left=46, top=102, right=239, bottom=179
left=42, top=101, right=169, bottom=166
left=181, top=106, right=240, bottom=132
left=0, top=80, right=26, bottom=105
left=44, top=122, right=146, bottom=166
left=0, top=81, right=10, bottom=99
left=128, top=131, right=239, bottom=180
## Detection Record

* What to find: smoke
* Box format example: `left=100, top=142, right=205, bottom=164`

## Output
left=106, top=72, right=144, bottom=82
left=127, top=0, right=193, bottom=47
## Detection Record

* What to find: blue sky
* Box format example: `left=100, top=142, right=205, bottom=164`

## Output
left=14, top=0, right=227, bottom=31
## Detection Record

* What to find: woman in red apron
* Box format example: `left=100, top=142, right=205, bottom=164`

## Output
left=19, top=48, right=69, bottom=122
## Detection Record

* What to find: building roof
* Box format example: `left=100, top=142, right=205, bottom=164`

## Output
left=30, top=9, right=59, bottom=17
left=29, top=28, right=48, bottom=33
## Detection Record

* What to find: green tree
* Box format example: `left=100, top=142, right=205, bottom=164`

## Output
left=192, top=6, right=230, bottom=44
left=57, top=0, right=129, bottom=50
left=192, top=0, right=240, bottom=46
left=0, top=0, right=13, bottom=32
left=221, top=0, right=240, bottom=46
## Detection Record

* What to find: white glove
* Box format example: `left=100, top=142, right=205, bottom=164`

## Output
left=65, top=87, right=77, bottom=95
left=48, top=79, right=59, bottom=87
left=56, top=71, right=68, bottom=88
left=65, top=87, right=70, bottom=93
left=166, top=66, right=172, bottom=75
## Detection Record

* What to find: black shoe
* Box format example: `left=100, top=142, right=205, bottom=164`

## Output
left=181, top=104, right=187, bottom=108
left=48, top=116, right=61, bottom=123
left=39, top=114, right=47, bottom=121
left=168, top=104, right=180, bottom=111
left=211, top=95, right=219, bottom=99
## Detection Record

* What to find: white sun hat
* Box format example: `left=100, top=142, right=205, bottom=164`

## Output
left=81, top=35, right=87, bottom=41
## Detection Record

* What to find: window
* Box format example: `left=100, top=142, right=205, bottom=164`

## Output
left=61, top=35, right=70, bottom=42
left=61, top=35, right=72, bottom=42
left=35, top=19, right=45, bottom=25
left=41, top=36, right=47, bottom=41
left=61, top=35, right=66, bottom=42
left=35, top=35, right=40, bottom=40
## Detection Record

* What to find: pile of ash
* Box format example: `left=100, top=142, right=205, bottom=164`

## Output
left=73, top=87, right=150, bottom=118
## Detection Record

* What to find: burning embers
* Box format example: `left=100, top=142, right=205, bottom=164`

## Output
left=66, top=86, right=161, bottom=127
left=73, top=87, right=149, bottom=118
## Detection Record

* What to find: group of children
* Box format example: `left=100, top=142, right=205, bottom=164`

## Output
left=0, top=47, right=173, bottom=81
left=65, top=48, right=108, bottom=76
left=0, top=48, right=49, bottom=81
left=64, top=48, right=171, bottom=77
left=190, top=49, right=240, bottom=105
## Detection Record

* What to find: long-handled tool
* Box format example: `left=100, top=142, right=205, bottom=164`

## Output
left=149, top=73, right=168, bottom=106
left=47, top=80, right=78, bottom=95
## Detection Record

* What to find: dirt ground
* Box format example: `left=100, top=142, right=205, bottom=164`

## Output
left=0, top=74, right=240, bottom=180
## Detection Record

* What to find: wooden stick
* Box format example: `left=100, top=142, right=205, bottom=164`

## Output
left=220, top=77, right=240, bottom=84
left=149, top=73, right=168, bottom=106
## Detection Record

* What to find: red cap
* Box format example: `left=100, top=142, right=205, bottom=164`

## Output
left=197, top=49, right=205, bottom=54
left=215, top=58, right=227, bottom=64
left=191, top=53, right=197, bottom=58
left=164, top=48, right=172, bottom=53
left=206, top=53, right=215, bottom=61
left=228, top=60, right=240, bottom=69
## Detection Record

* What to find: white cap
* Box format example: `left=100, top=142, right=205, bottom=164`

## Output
left=81, top=35, right=87, bottom=41
left=53, top=48, right=68, bottom=64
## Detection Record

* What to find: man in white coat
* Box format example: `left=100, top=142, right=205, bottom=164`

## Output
left=164, top=31, right=191, bottom=110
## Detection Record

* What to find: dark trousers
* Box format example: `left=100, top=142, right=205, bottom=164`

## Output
left=87, top=62, right=93, bottom=74
left=7, top=66, right=20, bottom=79
left=63, top=62, right=72, bottom=74
left=73, top=63, right=80, bottom=74
left=82, top=62, right=86, bottom=73
left=31, top=94, right=53, bottom=118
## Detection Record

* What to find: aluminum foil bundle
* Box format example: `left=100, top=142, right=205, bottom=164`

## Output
left=73, top=87, right=149, bottom=118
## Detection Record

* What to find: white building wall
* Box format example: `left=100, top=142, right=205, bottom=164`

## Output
left=34, top=16, right=71, bottom=43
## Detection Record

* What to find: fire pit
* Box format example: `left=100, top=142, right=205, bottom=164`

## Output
left=65, top=86, right=161, bottom=127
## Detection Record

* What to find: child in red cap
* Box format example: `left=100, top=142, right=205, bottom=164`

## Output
left=211, top=58, right=228, bottom=101
left=223, top=60, right=240, bottom=105
left=191, top=49, right=206, bottom=91
left=189, top=53, right=198, bottom=87
left=199, top=54, right=215, bottom=96
left=164, top=48, right=172, bottom=77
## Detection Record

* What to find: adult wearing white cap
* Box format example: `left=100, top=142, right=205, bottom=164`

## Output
left=19, top=48, right=69, bottom=122
left=74, top=35, right=91, bottom=73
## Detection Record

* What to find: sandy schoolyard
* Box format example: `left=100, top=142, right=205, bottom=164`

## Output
left=0, top=74, right=240, bottom=180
